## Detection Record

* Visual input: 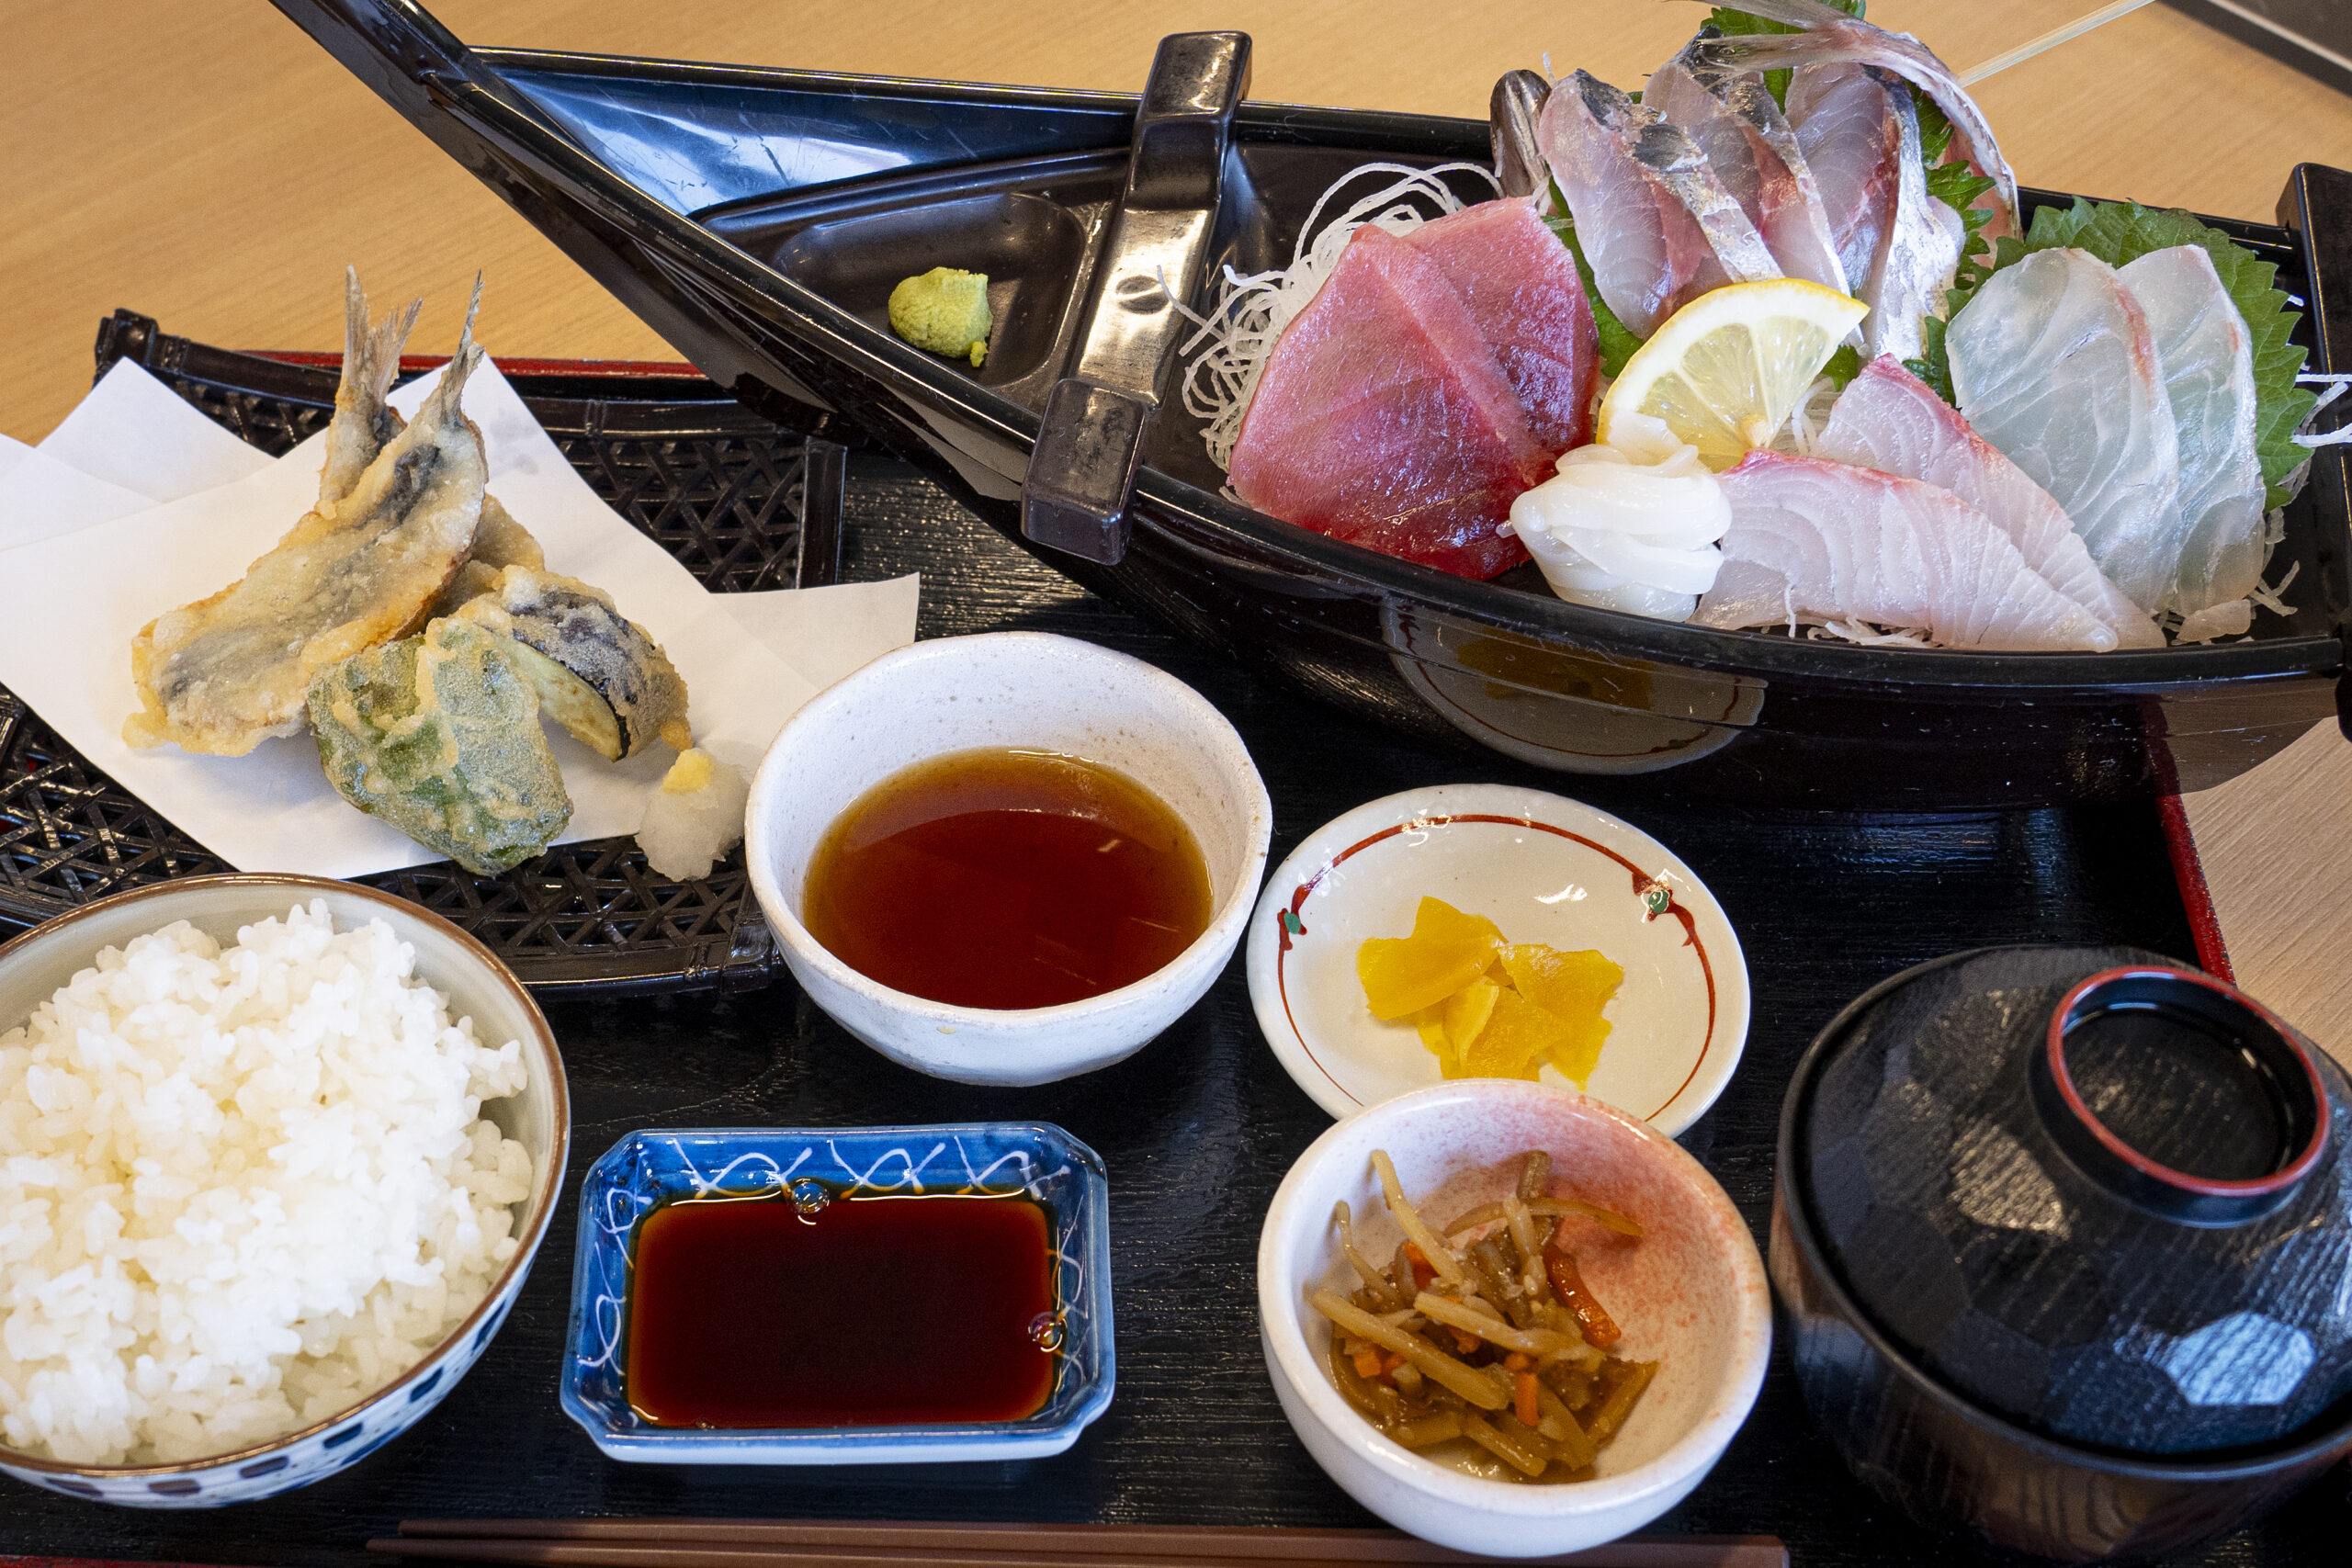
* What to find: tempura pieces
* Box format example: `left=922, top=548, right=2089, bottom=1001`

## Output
left=317, top=268, right=421, bottom=509
left=309, top=617, right=572, bottom=874
left=1312, top=1149, right=1655, bottom=1483
left=124, top=304, right=492, bottom=756
left=454, top=565, right=690, bottom=761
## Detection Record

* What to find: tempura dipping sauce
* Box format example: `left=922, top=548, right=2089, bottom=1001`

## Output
left=802, top=747, right=1212, bottom=1009
left=625, top=1189, right=1057, bottom=1428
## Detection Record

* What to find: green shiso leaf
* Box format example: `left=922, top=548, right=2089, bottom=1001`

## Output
left=1544, top=178, right=1645, bottom=378
left=2010, top=197, right=2317, bottom=508
left=1706, top=0, right=1864, bottom=107
left=1902, top=317, right=1954, bottom=404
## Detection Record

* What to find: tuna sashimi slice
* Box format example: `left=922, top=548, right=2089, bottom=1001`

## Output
left=1402, top=197, right=1599, bottom=454
left=2120, top=245, right=2267, bottom=618
left=1228, top=223, right=1546, bottom=580
left=1820, top=356, right=2161, bottom=647
left=1538, top=70, right=1780, bottom=339
left=1696, top=450, right=2118, bottom=650
left=1948, top=247, right=2183, bottom=614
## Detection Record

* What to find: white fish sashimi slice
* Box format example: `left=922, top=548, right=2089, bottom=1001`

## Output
left=1646, top=43, right=1849, bottom=294
left=1786, top=64, right=1954, bottom=360
left=1820, top=356, right=2163, bottom=648
left=2119, top=245, right=2268, bottom=616
left=1539, top=71, right=1781, bottom=338
left=1690, top=0, right=2021, bottom=237
left=1948, top=247, right=2184, bottom=615
left=1701, top=451, right=2118, bottom=651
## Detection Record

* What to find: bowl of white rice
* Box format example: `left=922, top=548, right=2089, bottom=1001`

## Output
left=0, top=874, right=569, bottom=1507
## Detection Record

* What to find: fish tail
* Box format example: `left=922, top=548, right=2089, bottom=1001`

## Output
left=424, top=276, right=489, bottom=420
left=341, top=268, right=422, bottom=411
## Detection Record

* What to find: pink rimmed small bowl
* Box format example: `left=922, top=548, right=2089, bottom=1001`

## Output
left=1257, top=1078, right=1770, bottom=1558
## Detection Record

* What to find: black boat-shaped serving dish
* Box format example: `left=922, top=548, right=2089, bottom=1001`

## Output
left=275, top=0, right=2352, bottom=808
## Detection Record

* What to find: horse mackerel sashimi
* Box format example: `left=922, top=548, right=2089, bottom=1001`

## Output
left=1693, top=450, right=2118, bottom=650
left=1947, top=247, right=2185, bottom=615
left=124, top=307, right=492, bottom=756
left=2117, top=245, right=2269, bottom=633
left=1690, top=0, right=2021, bottom=238
left=1784, top=62, right=1958, bottom=360
left=1538, top=69, right=1781, bottom=338
left=1817, top=356, right=2161, bottom=648
left=1227, top=222, right=1551, bottom=580
left=1645, top=38, right=1849, bottom=294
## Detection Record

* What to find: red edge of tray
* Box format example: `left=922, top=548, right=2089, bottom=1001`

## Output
left=246, top=350, right=704, bottom=378
left=2154, top=793, right=2233, bottom=982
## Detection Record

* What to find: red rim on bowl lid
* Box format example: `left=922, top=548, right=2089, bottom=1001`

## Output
left=2034, top=965, right=2331, bottom=1226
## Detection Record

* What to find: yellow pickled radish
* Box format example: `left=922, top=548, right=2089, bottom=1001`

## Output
left=1355, top=896, right=1506, bottom=1019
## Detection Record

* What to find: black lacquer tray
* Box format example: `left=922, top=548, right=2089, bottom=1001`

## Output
left=0, top=312, right=849, bottom=995
left=272, top=0, right=2352, bottom=810
left=2, top=434, right=2339, bottom=1568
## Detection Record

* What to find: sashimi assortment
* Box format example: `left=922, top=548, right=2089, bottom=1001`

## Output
left=1183, top=0, right=2318, bottom=652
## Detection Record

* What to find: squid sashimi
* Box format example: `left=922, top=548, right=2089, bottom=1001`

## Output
left=1539, top=69, right=1781, bottom=338
left=2118, top=245, right=2268, bottom=624
left=1947, top=247, right=2184, bottom=614
left=1819, top=357, right=2161, bottom=648
left=1695, top=451, right=2117, bottom=650
left=1693, top=0, right=2020, bottom=236
left=1646, top=38, right=1849, bottom=293
left=1785, top=62, right=1955, bottom=360
left=1228, top=223, right=1546, bottom=580
left=1403, top=197, right=1599, bottom=453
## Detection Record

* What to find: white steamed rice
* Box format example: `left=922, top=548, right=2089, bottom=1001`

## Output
left=0, top=900, right=533, bottom=1465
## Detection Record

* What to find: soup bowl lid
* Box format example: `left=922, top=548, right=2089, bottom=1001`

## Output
left=1790, top=944, right=2352, bottom=1456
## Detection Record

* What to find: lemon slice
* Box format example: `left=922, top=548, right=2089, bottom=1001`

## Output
left=1597, top=279, right=1870, bottom=470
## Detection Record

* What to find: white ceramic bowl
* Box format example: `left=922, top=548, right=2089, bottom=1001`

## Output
left=0, top=874, right=569, bottom=1508
left=1258, top=1079, right=1770, bottom=1558
left=1247, top=784, right=1748, bottom=1134
left=746, top=631, right=1272, bottom=1086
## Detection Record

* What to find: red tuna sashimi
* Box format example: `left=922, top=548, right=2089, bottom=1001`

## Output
left=1229, top=224, right=1547, bottom=580
left=1401, top=197, right=1599, bottom=453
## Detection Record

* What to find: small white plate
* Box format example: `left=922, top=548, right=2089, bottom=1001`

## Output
left=1246, top=784, right=1748, bottom=1134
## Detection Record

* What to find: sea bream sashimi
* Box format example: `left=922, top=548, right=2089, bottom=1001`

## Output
left=1538, top=69, right=1781, bottom=338
left=1227, top=223, right=1549, bottom=580
left=1818, top=356, right=2162, bottom=648
left=1645, top=39, right=1849, bottom=294
left=1692, top=0, right=2021, bottom=238
left=1947, top=247, right=2184, bottom=614
left=2118, top=244, right=2268, bottom=626
left=1401, top=197, right=1599, bottom=453
left=1693, top=451, right=2118, bottom=651
left=1784, top=62, right=1958, bottom=360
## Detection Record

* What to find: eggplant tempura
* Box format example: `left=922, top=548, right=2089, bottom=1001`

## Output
left=124, top=286, right=491, bottom=755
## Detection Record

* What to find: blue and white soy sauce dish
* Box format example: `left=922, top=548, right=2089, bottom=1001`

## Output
left=560, top=1122, right=1114, bottom=1463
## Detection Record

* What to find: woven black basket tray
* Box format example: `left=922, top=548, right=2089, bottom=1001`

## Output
left=0, top=310, right=851, bottom=995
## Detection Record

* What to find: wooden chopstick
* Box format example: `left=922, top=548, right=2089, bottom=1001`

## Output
left=378, top=1520, right=1787, bottom=1568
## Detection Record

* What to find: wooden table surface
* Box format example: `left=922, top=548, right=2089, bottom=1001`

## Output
left=9, top=0, right=2352, bottom=442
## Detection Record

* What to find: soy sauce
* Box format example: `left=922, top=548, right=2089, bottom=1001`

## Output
left=802, top=748, right=1212, bottom=1010
left=625, top=1190, right=1057, bottom=1428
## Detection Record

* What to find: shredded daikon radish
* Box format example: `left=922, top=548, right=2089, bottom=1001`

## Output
left=1178, top=161, right=1500, bottom=471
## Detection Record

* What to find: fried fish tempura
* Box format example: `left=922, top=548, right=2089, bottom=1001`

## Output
left=318, top=268, right=421, bottom=509
left=125, top=296, right=491, bottom=756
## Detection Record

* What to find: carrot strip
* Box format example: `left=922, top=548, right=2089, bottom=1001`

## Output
left=1514, top=1370, right=1540, bottom=1427
left=1543, top=1235, right=1622, bottom=1348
